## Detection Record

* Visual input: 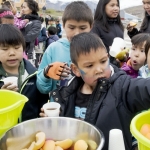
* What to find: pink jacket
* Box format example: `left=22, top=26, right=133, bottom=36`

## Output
left=14, top=15, right=26, bottom=29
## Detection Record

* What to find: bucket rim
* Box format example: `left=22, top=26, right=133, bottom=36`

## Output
left=130, top=110, right=150, bottom=148
left=0, top=90, right=28, bottom=114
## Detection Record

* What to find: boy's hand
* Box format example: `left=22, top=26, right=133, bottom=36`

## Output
left=39, top=107, right=48, bottom=117
left=60, top=64, right=71, bottom=80
left=39, top=107, right=61, bottom=117
left=1, top=82, right=18, bottom=92
left=44, top=62, right=71, bottom=80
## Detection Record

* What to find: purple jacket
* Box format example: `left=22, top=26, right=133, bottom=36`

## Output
left=121, top=60, right=139, bottom=78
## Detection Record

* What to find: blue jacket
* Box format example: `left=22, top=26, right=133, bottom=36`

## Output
left=0, top=59, right=49, bottom=121
left=38, top=26, right=47, bottom=42
left=45, top=35, right=59, bottom=49
left=56, top=23, right=62, bottom=36
left=37, top=38, right=71, bottom=94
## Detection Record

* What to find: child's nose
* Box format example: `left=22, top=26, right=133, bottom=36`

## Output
left=135, top=51, right=140, bottom=57
left=74, top=29, right=80, bottom=36
left=9, top=49, right=15, bottom=56
left=95, top=66, right=103, bottom=75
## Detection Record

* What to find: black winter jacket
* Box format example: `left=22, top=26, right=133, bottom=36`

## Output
left=91, top=20, right=123, bottom=67
left=91, top=20, right=123, bottom=53
left=21, top=14, right=41, bottom=59
left=0, top=59, right=49, bottom=121
left=51, top=65, right=150, bottom=150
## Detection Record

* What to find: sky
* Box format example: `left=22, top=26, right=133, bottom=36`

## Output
left=49, top=0, right=143, bottom=9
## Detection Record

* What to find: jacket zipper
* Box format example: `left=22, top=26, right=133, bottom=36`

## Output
left=85, top=83, right=102, bottom=122
left=19, top=71, right=37, bottom=93
left=18, top=71, right=37, bottom=122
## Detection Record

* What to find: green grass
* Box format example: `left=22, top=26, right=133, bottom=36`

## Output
left=39, top=9, right=63, bottom=17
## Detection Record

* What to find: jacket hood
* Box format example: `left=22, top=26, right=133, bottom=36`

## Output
left=22, top=14, right=39, bottom=21
left=49, top=35, right=59, bottom=41
left=109, top=64, right=127, bottom=84
left=57, top=38, right=70, bottom=48
left=23, top=59, right=37, bottom=74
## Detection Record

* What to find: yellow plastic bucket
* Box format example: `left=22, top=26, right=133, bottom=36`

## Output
left=0, top=90, right=28, bottom=137
left=130, top=110, right=150, bottom=150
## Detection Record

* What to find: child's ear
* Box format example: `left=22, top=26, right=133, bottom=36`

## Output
left=71, top=63, right=81, bottom=77
left=90, top=23, right=93, bottom=30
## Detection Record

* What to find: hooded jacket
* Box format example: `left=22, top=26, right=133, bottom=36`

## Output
left=0, top=59, right=49, bottom=121
left=50, top=65, right=150, bottom=150
left=21, top=14, right=41, bottom=59
left=45, top=35, right=59, bottom=49
left=37, top=38, right=71, bottom=94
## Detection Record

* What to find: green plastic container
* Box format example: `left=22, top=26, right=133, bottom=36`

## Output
left=130, top=110, right=150, bottom=150
left=0, top=90, right=28, bottom=137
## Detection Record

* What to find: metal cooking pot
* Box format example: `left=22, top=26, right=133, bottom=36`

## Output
left=0, top=117, right=104, bottom=150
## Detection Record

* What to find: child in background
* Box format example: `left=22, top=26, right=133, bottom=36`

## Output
left=45, top=26, right=59, bottom=50
left=46, top=17, right=56, bottom=29
left=40, top=32, right=150, bottom=150
left=0, top=24, right=48, bottom=121
left=1, top=1, right=29, bottom=29
left=56, top=18, right=62, bottom=38
left=121, top=33, right=149, bottom=78
left=36, top=1, right=93, bottom=94
left=45, top=14, right=51, bottom=28
left=139, top=37, right=150, bottom=78
left=0, top=8, right=14, bottom=24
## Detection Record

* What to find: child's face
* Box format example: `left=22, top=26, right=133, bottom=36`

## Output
left=130, top=43, right=146, bottom=70
left=48, top=21, right=55, bottom=25
left=147, top=48, right=150, bottom=69
left=0, top=44, right=23, bottom=69
left=72, top=48, right=111, bottom=90
left=63, top=19, right=92, bottom=41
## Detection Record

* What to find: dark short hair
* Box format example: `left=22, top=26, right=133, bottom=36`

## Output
left=131, top=33, right=150, bottom=48
left=144, top=36, right=150, bottom=63
left=49, top=17, right=55, bottom=21
left=0, top=24, right=25, bottom=50
left=62, top=1, right=93, bottom=27
left=48, top=26, right=57, bottom=35
left=0, top=8, right=14, bottom=23
left=70, top=32, right=106, bottom=66
left=24, top=0, right=39, bottom=15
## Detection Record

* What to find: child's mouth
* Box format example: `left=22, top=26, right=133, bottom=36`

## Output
left=133, top=60, right=137, bottom=65
left=7, top=59, right=17, bottom=64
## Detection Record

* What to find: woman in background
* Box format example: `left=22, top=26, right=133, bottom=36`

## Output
left=91, top=0, right=124, bottom=66
left=20, top=0, right=41, bottom=65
